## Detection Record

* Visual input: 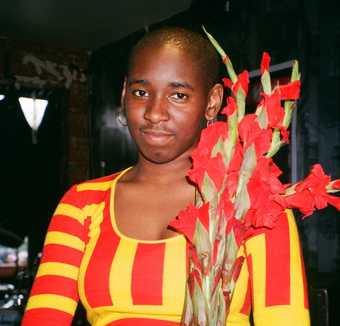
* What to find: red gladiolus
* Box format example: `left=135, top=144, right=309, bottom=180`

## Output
left=226, top=218, right=246, bottom=246
left=232, top=71, right=249, bottom=96
left=333, top=180, right=340, bottom=189
left=262, top=91, right=285, bottom=128
left=280, top=127, right=290, bottom=143
left=169, top=205, right=200, bottom=243
left=195, top=121, right=228, bottom=158
left=261, top=52, right=271, bottom=74
left=285, top=165, right=340, bottom=216
left=189, top=153, right=226, bottom=191
left=223, top=77, right=232, bottom=89
left=238, top=115, right=272, bottom=156
left=222, top=96, right=238, bottom=116
left=278, top=80, right=301, bottom=100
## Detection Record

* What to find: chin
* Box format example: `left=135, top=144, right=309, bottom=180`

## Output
left=140, top=148, right=184, bottom=165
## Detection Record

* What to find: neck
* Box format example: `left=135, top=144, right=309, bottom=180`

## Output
left=130, top=154, right=192, bottom=185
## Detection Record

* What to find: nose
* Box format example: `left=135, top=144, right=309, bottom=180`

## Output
left=144, top=95, right=169, bottom=124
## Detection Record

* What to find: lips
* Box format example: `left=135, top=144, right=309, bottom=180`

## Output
left=140, top=128, right=175, bottom=145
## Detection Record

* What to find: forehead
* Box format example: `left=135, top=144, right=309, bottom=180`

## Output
left=128, top=44, right=206, bottom=88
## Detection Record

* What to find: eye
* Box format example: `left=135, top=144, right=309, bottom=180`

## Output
left=132, top=89, right=149, bottom=97
left=170, top=92, right=188, bottom=101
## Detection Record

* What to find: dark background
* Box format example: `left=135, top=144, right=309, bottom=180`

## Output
left=1, top=0, right=339, bottom=325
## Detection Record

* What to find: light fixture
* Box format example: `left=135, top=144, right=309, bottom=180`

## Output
left=0, top=94, right=5, bottom=101
left=19, top=96, right=48, bottom=144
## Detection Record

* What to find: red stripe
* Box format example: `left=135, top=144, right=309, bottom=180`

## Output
left=241, top=254, right=253, bottom=315
left=48, top=215, right=84, bottom=239
left=21, top=308, right=73, bottom=326
left=30, top=275, right=78, bottom=300
left=40, top=244, right=83, bottom=266
left=131, top=243, right=165, bottom=305
left=107, top=318, right=179, bottom=325
left=265, top=213, right=290, bottom=306
left=84, top=195, right=120, bottom=307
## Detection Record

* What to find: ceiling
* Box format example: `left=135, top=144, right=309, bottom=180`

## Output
left=0, top=0, right=192, bottom=50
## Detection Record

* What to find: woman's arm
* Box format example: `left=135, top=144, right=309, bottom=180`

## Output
left=21, top=185, right=87, bottom=326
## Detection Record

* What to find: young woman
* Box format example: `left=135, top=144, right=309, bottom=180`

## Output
left=22, top=27, right=310, bottom=326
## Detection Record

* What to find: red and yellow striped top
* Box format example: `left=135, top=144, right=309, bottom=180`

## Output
left=22, top=168, right=310, bottom=325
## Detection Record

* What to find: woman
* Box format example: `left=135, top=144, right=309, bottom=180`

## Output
left=22, top=27, right=310, bottom=325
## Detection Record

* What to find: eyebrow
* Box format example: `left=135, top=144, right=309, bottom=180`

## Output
left=170, top=81, right=194, bottom=91
left=127, top=79, right=149, bottom=86
left=127, top=79, right=194, bottom=91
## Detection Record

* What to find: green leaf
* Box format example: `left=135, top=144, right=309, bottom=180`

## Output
left=256, top=104, right=268, bottom=129
left=194, top=220, right=212, bottom=273
left=182, top=285, right=194, bottom=326
left=202, top=26, right=237, bottom=83
left=201, top=173, right=217, bottom=202
left=211, top=137, right=225, bottom=160
left=291, top=60, right=300, bottom=82
left=261, top=70, right=272, bottom=94
left=236, top=87, right=246, bottom=122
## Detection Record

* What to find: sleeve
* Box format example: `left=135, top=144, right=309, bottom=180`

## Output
left=21, top=185, right=87, bottom=326
left=226, top=210, right=310, bottom=326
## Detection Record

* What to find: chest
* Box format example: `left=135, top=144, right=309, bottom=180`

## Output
left=114, top=182, right=194, bottom=241
left=79, top=207, right=188, bottom=316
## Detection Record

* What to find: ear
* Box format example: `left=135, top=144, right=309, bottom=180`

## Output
left=120, top=77, right=127, bottom=108
left=205, top=83, right=224, bottom=121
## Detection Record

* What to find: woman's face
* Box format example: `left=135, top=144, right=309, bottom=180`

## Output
left=122, top=44, right=220, bottom=165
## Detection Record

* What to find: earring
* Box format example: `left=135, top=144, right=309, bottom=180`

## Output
left=206, top=118, right=217, bottom=127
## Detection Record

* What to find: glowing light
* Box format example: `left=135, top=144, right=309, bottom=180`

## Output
left=18, top=97, right=48, bottom=131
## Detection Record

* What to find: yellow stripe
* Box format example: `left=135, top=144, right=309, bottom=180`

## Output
left=162, top=236, right=187, bottom=314
left=92, top=311, right=181, bottom=326
left=26, top=294, right=77, bottom=315
left=228, top=245, right=250, bottom=318
left=252, top=305, right=310, bottom=325
left=44, top=231, right=85, bottom=251
left=109, top=240, right=137, bottom=309
left=287, top=210, right=306, bottom=308
left=77, top=180, right=113, bottom=191
left=54, top=203, right=85, bottom=224
left=37, top=262, right=79, bottom=280
left=245, top=234, right=266, bottom=311
left=78, top=204, right=105, bottom=315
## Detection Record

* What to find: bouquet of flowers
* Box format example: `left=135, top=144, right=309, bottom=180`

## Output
left=169, top=28, right=340, bottom=325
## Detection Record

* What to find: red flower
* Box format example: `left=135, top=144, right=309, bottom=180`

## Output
left=194, top=121, right=228, bottom=158
left=189, top=152, right=226, bottom=191
left=280, top=127, right=290, bottom=143
left=285, top=164, right=340, bottom=216
left=226, top=217, right=246, bottom=246
left=222, top=77, right=232, bottom=89
left=261, top=52, right=271, bottom=74
left=169, top=205, right=198, bottom=243
left=222, top=96, right=238, bottom=116
left=169, top=203, right=210, bottom=244
left=331, top=179, right=340, bottom=190
left=261, top=91, right=285, bottom=128
left=222, top=72, right=249, bottom=97
left=278, top=80, right=301, bottom=100
left=238, top=114, right=272, bottom=156
left=232, top=71, right=249, bottom=96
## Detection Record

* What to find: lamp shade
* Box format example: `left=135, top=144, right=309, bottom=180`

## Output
left=19, top=97, right=48, bottom=131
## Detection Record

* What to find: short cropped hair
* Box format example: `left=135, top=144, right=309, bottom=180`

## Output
left=128, top=27, right=221, bottom=89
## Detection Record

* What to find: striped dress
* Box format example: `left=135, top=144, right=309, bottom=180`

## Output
left=22, top=168, right=310, bottom=325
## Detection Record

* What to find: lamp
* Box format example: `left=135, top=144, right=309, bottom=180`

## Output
left=0, top=94, right=5, bottom=101
left=18, top=96, right=48, bottom=144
